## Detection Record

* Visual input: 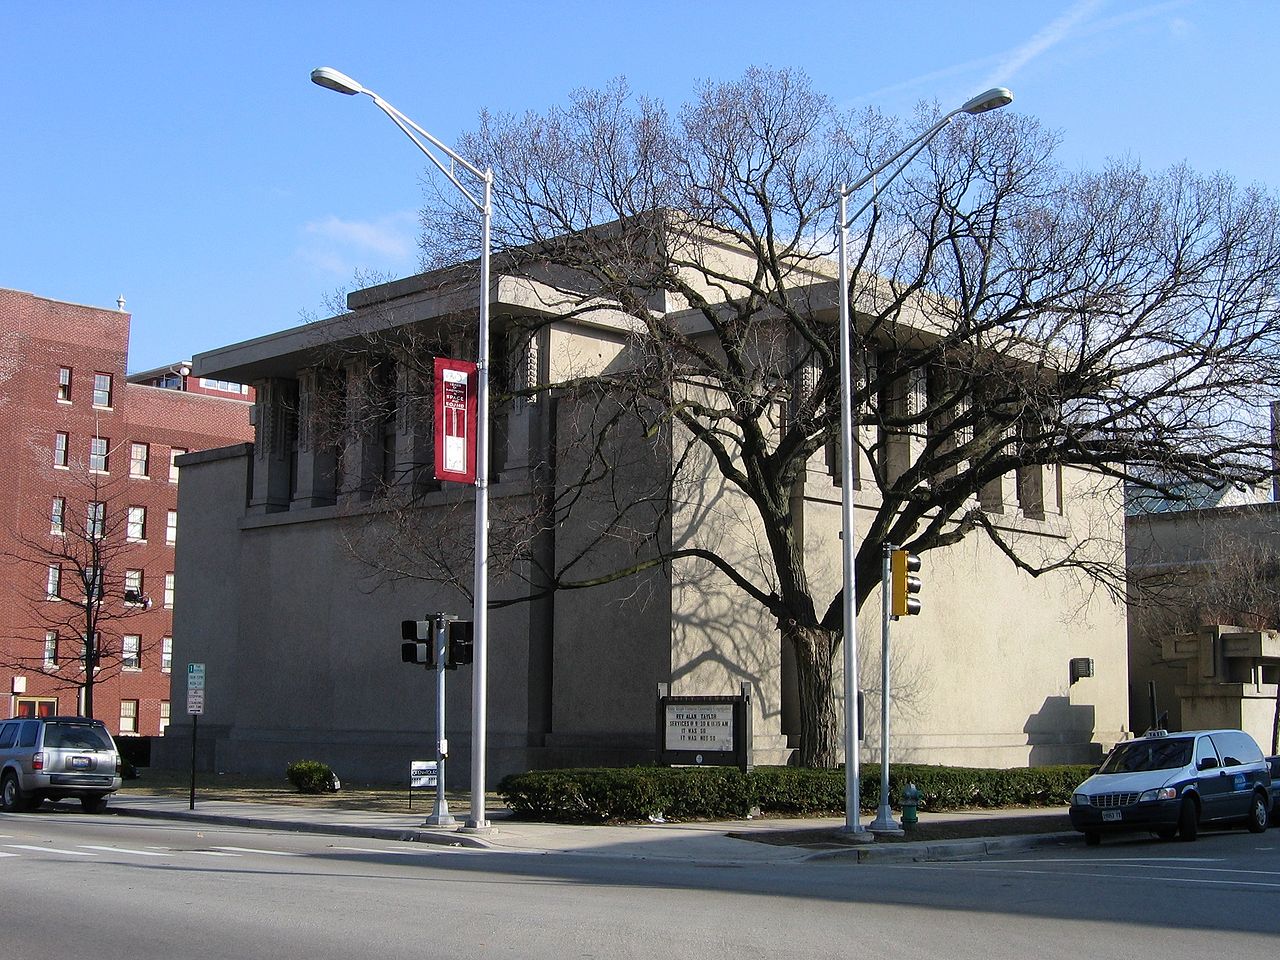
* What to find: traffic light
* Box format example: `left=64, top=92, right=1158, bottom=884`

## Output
left=447, top=620, right=474, bottom=670
left=890, top=549, right=922, bottom=618
left=401, top=619, right=434, bottom=666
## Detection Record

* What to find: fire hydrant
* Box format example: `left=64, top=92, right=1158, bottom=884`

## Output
left=901, top=782, right=920, bottom=827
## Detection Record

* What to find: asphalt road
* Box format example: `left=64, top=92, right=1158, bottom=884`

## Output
left=1, top=809, right=1277, bottom=960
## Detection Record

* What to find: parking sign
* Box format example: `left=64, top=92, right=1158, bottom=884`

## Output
left=187, top=662, right=206, bottom=715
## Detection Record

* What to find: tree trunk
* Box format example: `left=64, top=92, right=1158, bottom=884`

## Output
left=788, top=623, right=841, bottom=768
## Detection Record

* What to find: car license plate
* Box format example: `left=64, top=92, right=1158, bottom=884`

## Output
left=69, top=756, right=91, bottom=770
left=1102, top=809, right=1122, bottom=822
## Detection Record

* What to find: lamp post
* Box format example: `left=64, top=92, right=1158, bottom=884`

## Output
left=835, top=87, right=1012, bottom=835
left=311, top=67, right=495, bottom=832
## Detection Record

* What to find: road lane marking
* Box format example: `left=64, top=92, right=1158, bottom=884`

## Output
left=6, top=844, right=95, bottom=857
left=918, top=857, right=1280, bottom=877
left=211, top=846, right=299, bottom=857
left=977, top=860, right=1218, bottom=870
left=184, top=851, right=242, bottom=857
left=897, top=863, right=1280, bottom=889
left=78, top=845, right=174, bottom=857
left=330, top=845, right=441, bottom=856
left=0, top=852, right=16, bottom=858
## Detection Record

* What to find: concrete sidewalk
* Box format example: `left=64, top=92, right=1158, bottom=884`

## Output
left=105, top=794, right=1078, bottom=864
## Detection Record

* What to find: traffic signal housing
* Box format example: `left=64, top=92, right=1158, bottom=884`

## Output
left=401, top=619, right=434, bottom=666
left=447, top=620, right=474, bottom=670
left=890, top=549, right=922, bottom=618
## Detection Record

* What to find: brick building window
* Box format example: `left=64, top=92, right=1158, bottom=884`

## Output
left=43, top=632, right=58, bottom=668
left=122, top=635, right=140, bottom=670
left=166, top=510, right=177, bottom=545
left=15, top=698, right=57, bottom=718
left=93, top=373, right=113, bottom=408
left=57, top=367, right=72, bottom=402
left=162, top=637, right=172, bottom=673
left=89, top=436, right=109, bottom=473
left=87, top=502, right=105, bottom=539
left=169, top=448, right=186, bottom=483
left=130, top=442, right=150, bottom=478
left=119, top=699, right=138, bottom=734
left=46, top=564, right=61, bottom=600
left=125, top=569, right=144, bottom=603
left=50, top=497, right=65, bottom=535
left=164, top=573, right=175, bottom=608
left=126, top=506, right=146, bottom=542
left=53, top=432, right=68, bottom=468
left=82, top=632, right=100, bottom=668
left=159, top=701, right=170, bottom=735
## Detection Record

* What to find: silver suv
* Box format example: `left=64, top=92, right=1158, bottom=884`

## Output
left=0, top=716, right=123, bottom=813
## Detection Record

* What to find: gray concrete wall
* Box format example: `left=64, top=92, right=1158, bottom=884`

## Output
left=158, top=444, right=545, bottom=785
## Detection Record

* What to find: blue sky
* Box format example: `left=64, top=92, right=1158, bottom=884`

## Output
left=2, top=1, right=1276, bottom=373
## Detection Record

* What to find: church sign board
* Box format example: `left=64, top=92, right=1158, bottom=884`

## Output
left=656, top=683, right=753, bottom=772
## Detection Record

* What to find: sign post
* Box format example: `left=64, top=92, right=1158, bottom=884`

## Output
left=186, top=662, right=205, bottom=810
left=409, top=759, right=439, bottom=809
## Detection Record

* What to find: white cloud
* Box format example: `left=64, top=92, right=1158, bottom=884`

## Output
left=296, top=211, right=418, bottom=276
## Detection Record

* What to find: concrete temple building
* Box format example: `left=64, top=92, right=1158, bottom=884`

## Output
left=158, top=233, right=1130, bottom=783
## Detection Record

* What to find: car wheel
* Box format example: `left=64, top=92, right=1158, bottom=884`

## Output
left=1155, top=827, right=1178, bottom=840
left=80, top=794, right=108, bottom=814
left=1178, top=797, right=1199, bottom=842
left=1247, top=792, right=1268, bottom=834
left=1084, top=831, right=1101, bottom=847
left=0, top=772, right=26, bottom=813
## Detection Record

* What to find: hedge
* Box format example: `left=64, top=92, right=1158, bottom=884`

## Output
left=286, top=759, right=336, bottom=794
left=496, top=763, right=1094, bottom=823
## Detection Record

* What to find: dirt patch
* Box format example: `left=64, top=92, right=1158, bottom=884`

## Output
left=730, top=812, right=1073, bottom=848
left=119, top=769, right=476, bottom=813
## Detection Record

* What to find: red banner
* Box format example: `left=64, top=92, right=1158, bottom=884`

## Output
left=433, top=357, right=478, bottom=484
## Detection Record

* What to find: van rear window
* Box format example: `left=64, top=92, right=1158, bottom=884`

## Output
left=44, top=723, right=112, bottom=751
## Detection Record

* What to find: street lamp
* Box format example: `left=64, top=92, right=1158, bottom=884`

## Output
left=311, top=66, right=495, bottom=832
left=835, top=87, right=1013, bottom=835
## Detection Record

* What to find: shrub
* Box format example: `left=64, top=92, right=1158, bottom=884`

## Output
left=497, top=763, right=1095, bottom=823
left=286, top=760, right=335, bottom=794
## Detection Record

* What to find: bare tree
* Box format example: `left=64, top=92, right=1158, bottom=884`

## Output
left=313, top=69, right=1280, bottom=767
left=1197, top=531, right=1280, bottom=753
left=2, top=464, right=152, bottom=719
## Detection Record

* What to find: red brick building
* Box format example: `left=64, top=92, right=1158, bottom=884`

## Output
left=0, top=288, right=253, bottom=738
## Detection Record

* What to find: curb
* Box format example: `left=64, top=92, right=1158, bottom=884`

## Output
left=109, top=805, right=494, bottom=849
left=107, top=802, right=1078, bottom=863
left=805, top=830, right=1078, bottom=863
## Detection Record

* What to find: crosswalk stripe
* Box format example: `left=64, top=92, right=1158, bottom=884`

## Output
left=6, top=844, right=95, bottom=857
left=78, top=845, right=173, bottom=858
left=211, top=845, right=299, bottom=857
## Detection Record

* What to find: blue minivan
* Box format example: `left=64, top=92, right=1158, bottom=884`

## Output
left=1070, top=729, right=1271, bottom=845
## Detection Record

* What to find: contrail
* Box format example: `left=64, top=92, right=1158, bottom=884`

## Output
left=980, top=0, right=1105, bottom=88
left=852, top=0, right=1194, bottom=108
